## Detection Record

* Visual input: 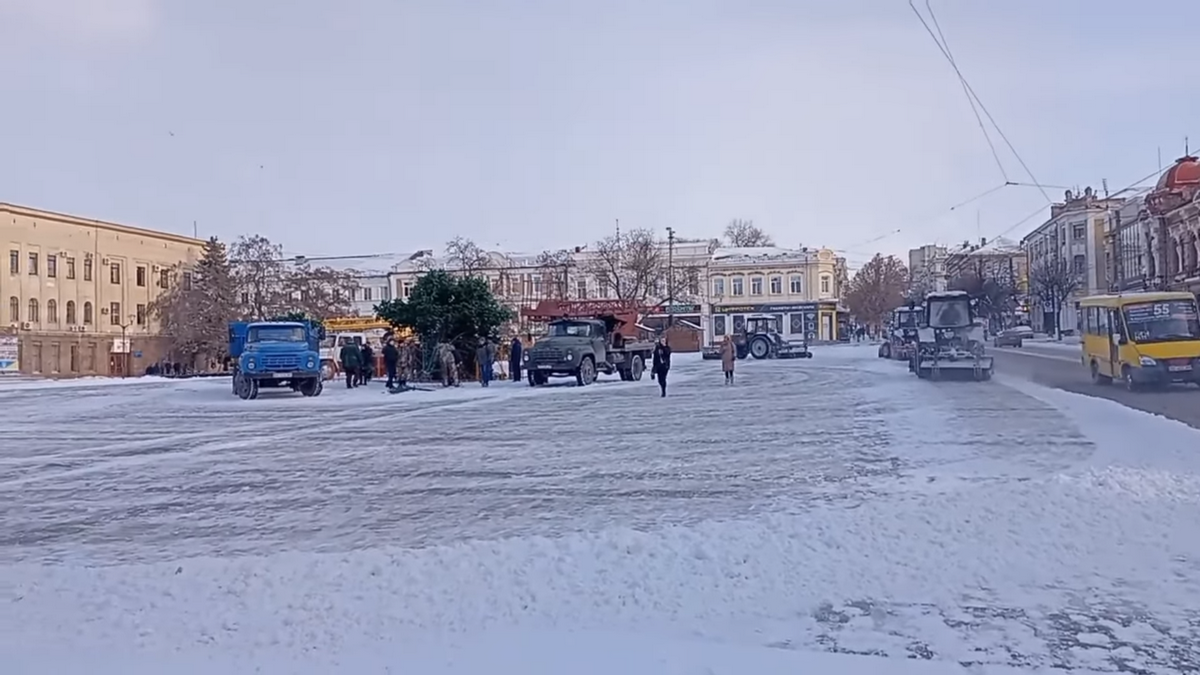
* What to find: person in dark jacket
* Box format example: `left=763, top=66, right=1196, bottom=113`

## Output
left=339, top=341, right=362, bottom=388
left=475, top=338, right=496, bottom=387
left=509, top=336, right=523, bottom=384
left=651, top=336, right=671, bottom=397
left=359, top=342, right=375, bottom=385
left=382, top=339, right=400, bottom=390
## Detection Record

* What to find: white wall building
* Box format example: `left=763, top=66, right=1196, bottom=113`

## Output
left=705, top=246, right=847, bottom=344
left=1020, top=188, right=1124, bottom=334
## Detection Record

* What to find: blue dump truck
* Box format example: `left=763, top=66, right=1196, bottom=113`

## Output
left=228, top=320, right=325, bottom=400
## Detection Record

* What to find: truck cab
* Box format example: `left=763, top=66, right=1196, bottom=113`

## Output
left=229, top=321, right=324, bottom=400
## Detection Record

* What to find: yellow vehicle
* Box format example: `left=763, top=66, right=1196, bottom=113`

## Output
left=1079, top=291, right=1200, bottom=390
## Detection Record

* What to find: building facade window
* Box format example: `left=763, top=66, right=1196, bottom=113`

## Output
left=136, top=304, right=147, bottom=325
left=110, top=262, right=122, bottom=284
left=713, top=315, right=726, bottom=336
left=769, top=276, right=782, bottom=294
left=83, top=302, right=93, bottom=324
left=750, top=276, right=764, bottom=295
left=711, top=277, right=725, bottom=296
left=8, top=250, right=18, bottom=275
left=1073, top=254, right=1086, bottom=274
left=136, top=266, right=147, bottom=287
left=66, top=257, right=76, bottom=279
left=28, top=253, right=38, bottom=276
left=576, top=279, right=589, bottom=299
left=66, top=300, right=77, bottom=324
left=109, top=302, right=121, bottom=325
left=8, top=296, right=18, bottom=322
left=731, top=276, right=744, bottom=296
left=181, top=272, right=193, bottom=289
left=790, top=275, right=803, bottom=294
left=47, top=255, right=57, bottom=278
left=84, top=257, right=93, bottom=281
left=28, top=299, right=39, bottom=322
left=820, top=275, right=831, bottom=295
left=1073, top=223, right=1086, bottom=240
left=46, top=299, right=58, bottom=323
left=159, top=269, right=170, bottom=288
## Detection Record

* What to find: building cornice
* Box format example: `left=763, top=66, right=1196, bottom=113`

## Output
left=0, top=202, right=206, bottom=248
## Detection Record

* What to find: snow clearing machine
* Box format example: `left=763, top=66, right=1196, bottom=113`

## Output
left=910, top=291, right=993, bottom=381
left=740, top=314, right=812, bottom=359
left=878, top=305, right=919, bottom=360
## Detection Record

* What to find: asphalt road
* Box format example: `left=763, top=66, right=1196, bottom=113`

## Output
left=991, top=343, right=1200, bottom=430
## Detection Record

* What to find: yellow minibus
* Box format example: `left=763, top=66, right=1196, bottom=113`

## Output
left=1079, top=291, right=1200, bottom=390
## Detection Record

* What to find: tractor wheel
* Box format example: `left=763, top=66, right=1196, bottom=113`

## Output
left=749, top=337, right=771, bottom=359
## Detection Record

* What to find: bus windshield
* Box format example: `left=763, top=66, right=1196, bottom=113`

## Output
left=1123, top=300, right=1200, bottom=343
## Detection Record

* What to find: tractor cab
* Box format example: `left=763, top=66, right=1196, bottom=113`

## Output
left=911, top=291, right=993, bottom=380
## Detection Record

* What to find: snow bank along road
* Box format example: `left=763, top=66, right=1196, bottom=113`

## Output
left=2, top=347, right=1199, bottom=674
left=991, top=343, right=1200, bottom=430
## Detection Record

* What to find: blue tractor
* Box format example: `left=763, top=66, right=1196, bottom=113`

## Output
left=228, top=321, right=325, bottom=400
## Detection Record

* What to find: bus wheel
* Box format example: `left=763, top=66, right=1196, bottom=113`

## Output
left=1122, top=366, right=1139, bottom=392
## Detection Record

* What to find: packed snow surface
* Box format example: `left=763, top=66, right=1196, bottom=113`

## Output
left=2, top=348, right=1199, bottom=673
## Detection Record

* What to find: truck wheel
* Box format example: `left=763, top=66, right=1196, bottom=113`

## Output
left=576, top=356, right=596, bottom=386
left=299, top=377, right=321, bottom=397
left=238, top=377, right=259, bottom=400
left=749, top=337, right=771, bottom=359
left=630, top=354, right=645, bottom=381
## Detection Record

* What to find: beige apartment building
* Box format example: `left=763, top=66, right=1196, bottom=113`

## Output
left=1, top=202, right=205, bottom=376
left=706, top=246, right=848, bottom=344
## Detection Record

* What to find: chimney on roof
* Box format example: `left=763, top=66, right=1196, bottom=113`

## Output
left=980, top=237, right=987, bottom=247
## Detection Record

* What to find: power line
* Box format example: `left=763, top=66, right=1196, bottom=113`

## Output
left=909, top=0, right=1051, bottom=204
left=918, top=0, right=1008, bottom=182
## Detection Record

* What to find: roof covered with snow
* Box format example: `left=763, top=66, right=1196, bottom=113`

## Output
left=710, top=246, right=822, bottom=266
left=285, top=251, right=432, bottom=277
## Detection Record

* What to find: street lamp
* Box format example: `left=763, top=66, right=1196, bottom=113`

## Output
left=666, top=227, right=676, bottom=326
left=115, top=315, right=134, bottom=378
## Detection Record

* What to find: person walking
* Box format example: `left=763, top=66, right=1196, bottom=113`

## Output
left=339, top=340, right=362, bottom=389
left=651, top=335, right=671, bottom=397
left=509, top=335, right=523, bottom=384
left=720, top=334, right=736, bottom=385
left=382, top=338, right=400, bottom=390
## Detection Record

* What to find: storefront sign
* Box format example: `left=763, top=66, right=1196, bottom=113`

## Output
left=650, top=303, right=702, bottom=314
left=0, top=336, right=18, bottom=373
left=712, top=302, right=825, bottom=314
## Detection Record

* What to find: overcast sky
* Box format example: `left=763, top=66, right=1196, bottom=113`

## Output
left=2, top=0, right=1197, bottom=267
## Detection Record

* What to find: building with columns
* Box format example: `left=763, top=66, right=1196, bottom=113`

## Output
left=1144, top=155, right=1200, bottom=293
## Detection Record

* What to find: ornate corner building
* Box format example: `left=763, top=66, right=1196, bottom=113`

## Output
left=1142, top=155, right=1200, bottom=291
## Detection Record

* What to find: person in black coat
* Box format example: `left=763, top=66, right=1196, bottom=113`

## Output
left=651, top=336, right=671, bottom=397
left=359, top=343, right=375, bottom=385
left=509, top=336, right=523, bottom=384
left=382, top=339, right=400, bottom=390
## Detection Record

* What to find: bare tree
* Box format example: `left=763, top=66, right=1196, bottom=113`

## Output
left=229, top=235, right=292, bottom=320
left=150, top=237, right=237, bottom=368
left=1028, top=257, right=1081, bottom=339
left=536, top=249, right=575, bottom=299
left=844, top=254, right=908, bottom=330
left=443, top=236, right=491, bottom=276
left=583, top=228, right=666, bottom=303
left=284, top=264, right=360, bottom=319
left=722, top=219, right=774, bottom=247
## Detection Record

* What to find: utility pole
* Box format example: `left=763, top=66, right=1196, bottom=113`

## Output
left=666, top=227, right=676, bottom=326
